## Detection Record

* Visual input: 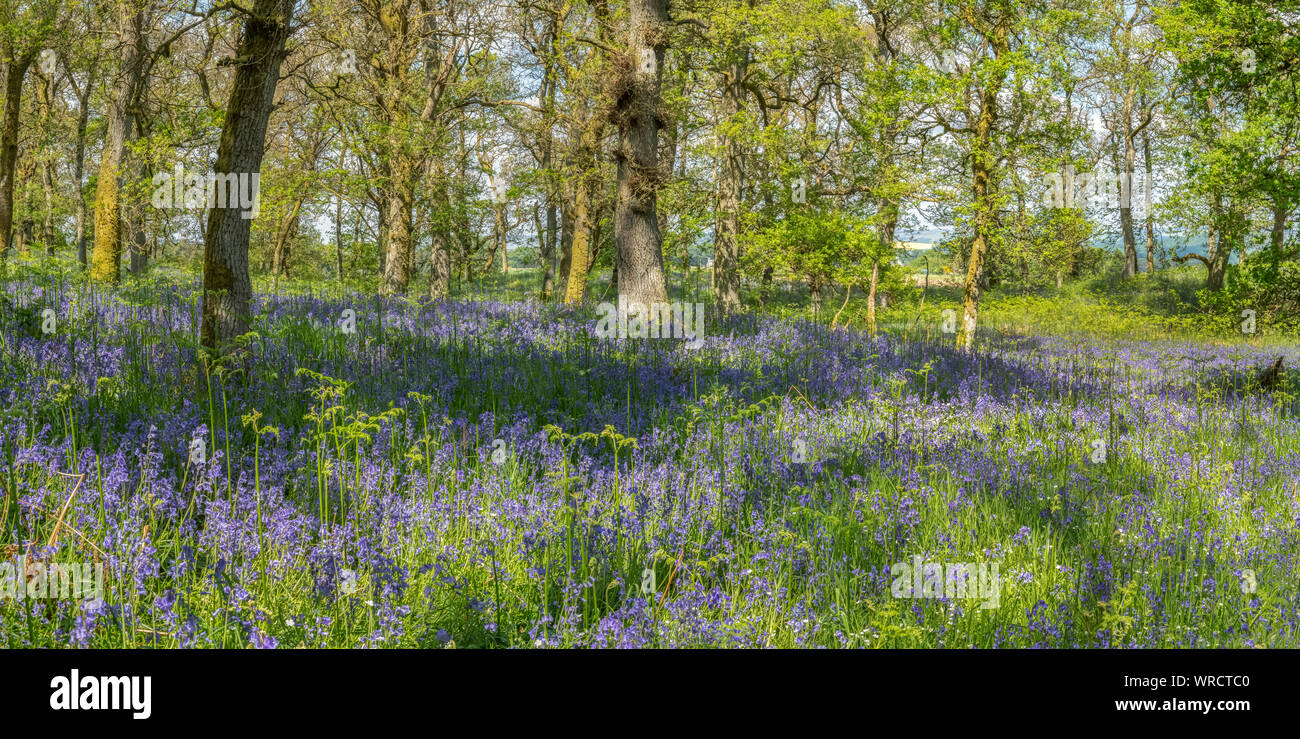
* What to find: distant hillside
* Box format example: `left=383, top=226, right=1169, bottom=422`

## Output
left=891, top=228, right=1277, bottom=265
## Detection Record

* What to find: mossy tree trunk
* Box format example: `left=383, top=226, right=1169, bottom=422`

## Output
left=89, top=3, right=149, bottom=283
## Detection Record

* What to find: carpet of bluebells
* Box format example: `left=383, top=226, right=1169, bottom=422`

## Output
left=2, top=275, right=1299, bottom=648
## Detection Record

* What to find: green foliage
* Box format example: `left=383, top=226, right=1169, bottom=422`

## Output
left=1200, top=251, right=1300, bottom=335
left=745, top=207, right=895, bottom=289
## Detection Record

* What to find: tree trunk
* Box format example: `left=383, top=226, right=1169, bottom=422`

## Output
left=1270, top=198, right=1288, bottom=258
left=126, top=122, right=150, bottom=275
left=382, top=173, right=414, bottom=294
left=500, top=205, right=509, bottom=274
left=428, top=158, right=451, bottom=299
left=612, top=0, right=671, bottom=308
left=1207, top=233, right=1232, bottom=291
left=35, top=68, right=56, bottom=253
left=199, top=0, right=295, bottom=352
left=564, top=93, right=602, bottom=304
left=539, top=163, right=556, bottom=299
left=1143, top=128, right=1155, bottom=273
left=482, top=200, right=506, bottom=275
left=866, top=259, right=879, bottom=335
left=455, top=207, right=472, bottom=284
left=73, top=67, right=97, bottom=268
left=876, top=201, right=899, bottom=252
left=873, top=198, right=897, bottom=338
left=41, top=159, right=55, bottom=253
left=1121, top=103, right=1138, bottom=277
left=657, top=108, right=677, bottom=282
left=565, top=174, right=594, bottom=303
left=16, top=218, right=33, bottom=253
left=713, top=52, right=744, bottom=314
left=335, top=166, right=345, bottom=282
left=559, top=190, right=574, bottom=295
left=958, top=30, right=1009, bottom=352
left=376, top=189, right=388, bottom=277
left=89, top=3, right=149, bottom=283
left=0, top=49, right=34, bottom=262
left=270, top=193, right=304, bottom=281
left=538, top=23, right=559, bottom=301
left=1204, top=196, right=1234, bottom=292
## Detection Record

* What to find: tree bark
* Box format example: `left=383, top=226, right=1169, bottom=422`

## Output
left=376, top=189, right=388, bottom=277
left=199, top=0, right=295, bottom=352
left=72, top=66, right=97, bottom=268
left=1121, top=102, right=1138, bottom=277
left=539, top=143, right=557, bottom=298
left=428, top=158, right=451, bottom=299
left=270, top=193, right=304, bottom=281
left=0, top=48, right=34, bottom=262
left=381, top=171, right=414, bottom=294
left=1205, top=196, right=1234, bottom=291
left=559, top=188, right=574, bottom=295
left=499, top=204, right=509, bottom=274
left=41, top=159, right=56, bottom=253
left=89, top=3, right=150, bottom=283
left=612, top=0, right=671, bottom=308
left=713, top=50, right=745, bottom=314
left=1269, top=197, right=1289, bottom=258
left=482, top=198, right=506, bottom=275
left=1143, top=127, right=1155, bottom=273
left=538, top=16, right=561, bottom=301
left=564, top=173, right=594, bottom=303
left=126, top=117, right=151, bottom=274
left=335, top=148, right=346, bottom=282
left=958, top=26, right=1010, bottom=352
left=866, top=259, right=879, bottom=335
